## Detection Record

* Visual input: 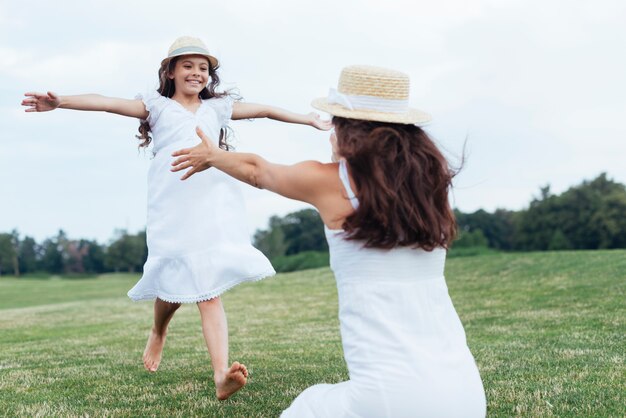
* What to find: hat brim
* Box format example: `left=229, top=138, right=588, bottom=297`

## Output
left=162, top=52, right=219, bottom=69
left=311, top=97, right=432, bottom=125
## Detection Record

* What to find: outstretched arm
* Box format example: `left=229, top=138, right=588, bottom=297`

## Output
left=171, top=127, right=330, bottom=204
left=22, top=92, right=148, bottom=119
left=231, top=102, right=332, bottom=131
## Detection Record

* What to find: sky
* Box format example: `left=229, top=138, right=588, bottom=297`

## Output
left=1, top=0, right=625, bottom=243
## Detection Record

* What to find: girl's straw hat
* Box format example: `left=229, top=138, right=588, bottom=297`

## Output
left=163, top=36, right=218, bottom=68
left=312, top=65, right=431, bottom=125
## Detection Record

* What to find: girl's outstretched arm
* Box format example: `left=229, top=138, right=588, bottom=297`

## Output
left=231, top=102, right=332, bottom=131
left=22, top=92, right=148, bottom=119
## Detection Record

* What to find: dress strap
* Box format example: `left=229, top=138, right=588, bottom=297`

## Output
left=339, top=159, right=359, bottom=209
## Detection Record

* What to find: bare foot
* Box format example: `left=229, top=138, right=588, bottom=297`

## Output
left=215, top=361, right=248, bottom=400
left=143, top=328, right=166, bottom=372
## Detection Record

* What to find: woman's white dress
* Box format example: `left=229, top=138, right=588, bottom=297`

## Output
left=127, top=90, right=275, bottom=303
left=281, top=159, right=486, bottom=417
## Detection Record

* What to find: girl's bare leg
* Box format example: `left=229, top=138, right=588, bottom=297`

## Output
left=197, top=297, right=248, bottom=400
left=143, top=298, right=181, bottom=372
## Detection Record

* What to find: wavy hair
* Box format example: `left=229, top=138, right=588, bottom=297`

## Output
left=137, top=56, right=232, bottom=150
left=333, top=116, right=458, bottom=251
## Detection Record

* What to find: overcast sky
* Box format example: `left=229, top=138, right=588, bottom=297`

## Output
left=1, top=0, right=625, bottom=243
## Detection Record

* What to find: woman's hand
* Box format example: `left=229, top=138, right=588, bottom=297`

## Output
left=171, top=127, right=219, bottom=180
left=22, top=91, right=61, bottom=112
left=309, top=112, right=333, bottom=131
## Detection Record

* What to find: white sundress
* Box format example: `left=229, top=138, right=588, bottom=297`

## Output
left=281, top=159, right=486, bottom=417
left=127, top=90, right=275, bottom=303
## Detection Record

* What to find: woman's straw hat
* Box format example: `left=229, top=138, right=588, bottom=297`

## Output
left=162, top=36, right=218, bottom=68
left=312, top=65, right=431, bottom=125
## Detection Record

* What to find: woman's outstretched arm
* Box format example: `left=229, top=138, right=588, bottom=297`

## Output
left=171, top=127, right=330, bottom=204
left=231, top=102, right=332, bottom=131
left=22, top=91, right=148, bottom=119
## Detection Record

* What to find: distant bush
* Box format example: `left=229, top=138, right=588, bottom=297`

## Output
left=448, top=246, right=498, bottom=258
left=453, top=229, right=490, bottom=248
left=271, top=251, right=330, bottom=272
left=254, top=209, right=328, bottom=260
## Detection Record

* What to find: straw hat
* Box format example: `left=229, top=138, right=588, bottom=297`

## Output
left=311, top=65, right=431, bottom=125
left=162, top=36, right=218, bottom=68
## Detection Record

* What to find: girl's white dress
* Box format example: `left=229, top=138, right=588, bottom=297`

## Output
left=281, top=160, right=486, bottom=418
left=127, top=90, right=275, bottom=303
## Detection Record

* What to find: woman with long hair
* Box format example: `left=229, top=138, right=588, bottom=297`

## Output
left=172, top=65, right=486, bottom=417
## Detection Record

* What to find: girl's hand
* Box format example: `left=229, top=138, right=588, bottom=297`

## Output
left=22, top=91, right=61, bottom=112
left=171, top=127, right=219, bottom=180
left=309, top=112, right=333, bottom=131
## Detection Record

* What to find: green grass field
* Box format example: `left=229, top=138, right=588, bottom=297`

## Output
left=1, top=250, right=624, bottom=417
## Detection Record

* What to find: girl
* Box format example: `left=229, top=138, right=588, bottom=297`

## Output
left=21, top=36, right=331, bottom=400
left=172, top=65, right=486, bottom=416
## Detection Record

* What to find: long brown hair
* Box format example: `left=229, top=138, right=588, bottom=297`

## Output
left=333, top=116, right=458, bottom=251
left=137, top=56, right=231, bottom=150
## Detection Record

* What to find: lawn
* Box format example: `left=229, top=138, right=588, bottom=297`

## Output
left=0, top=250, right=624, bottom=417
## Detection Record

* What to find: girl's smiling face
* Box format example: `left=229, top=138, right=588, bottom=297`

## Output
left=168, top=55, right=210, bottom=96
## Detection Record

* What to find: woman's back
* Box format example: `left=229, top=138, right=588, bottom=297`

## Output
left=282, top=220, right=486, bottom=418
left=304, top=191, right=486, bottom=417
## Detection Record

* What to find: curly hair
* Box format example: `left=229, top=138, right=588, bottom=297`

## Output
left=137, top=56, right=231, bottom=150
left=333, top=116, right=458, bottom=251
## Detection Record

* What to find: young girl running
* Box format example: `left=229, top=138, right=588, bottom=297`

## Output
left=21, top=36, right=331, bottom=400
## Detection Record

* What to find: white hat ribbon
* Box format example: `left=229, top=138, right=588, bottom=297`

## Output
left=327, top=88, right=355, bottom=110
left=327, top=88, right=409, bottom=114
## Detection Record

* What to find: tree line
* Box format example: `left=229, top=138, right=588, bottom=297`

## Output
left=2, top=173, right=625, bottom=276
left=0, top=230, right=147, bottom=276
left=254, top=173, right=626, bottom=256
left=454, top=173, right=626, bottom=250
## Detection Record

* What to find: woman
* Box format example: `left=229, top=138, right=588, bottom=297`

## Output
left=171, top=65, right=486, bottom=417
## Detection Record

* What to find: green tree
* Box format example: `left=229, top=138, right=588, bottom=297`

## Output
left=253, top=209, right=327, bottom=258
left=548, top=229, right=572, bottom=250
left=454, top=228, right=489, bottom=248
left=455, top=209, right=516, bottom=250
left=281, top=209, right=328, bottom=255
left=253, top=216, right=288, bottom=259
left=515, top=173, right=626, bottom=250
left=589, top=191, right=626, bottom=248
left=39, top=236, right=64, bottom=274
left=82, top=240, right=106, bottom=273
left=0, top=233, right=19, bottom=276
left=18, top=236, right=38, bottom=274
left=105, top=230, right=147, bottom=273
